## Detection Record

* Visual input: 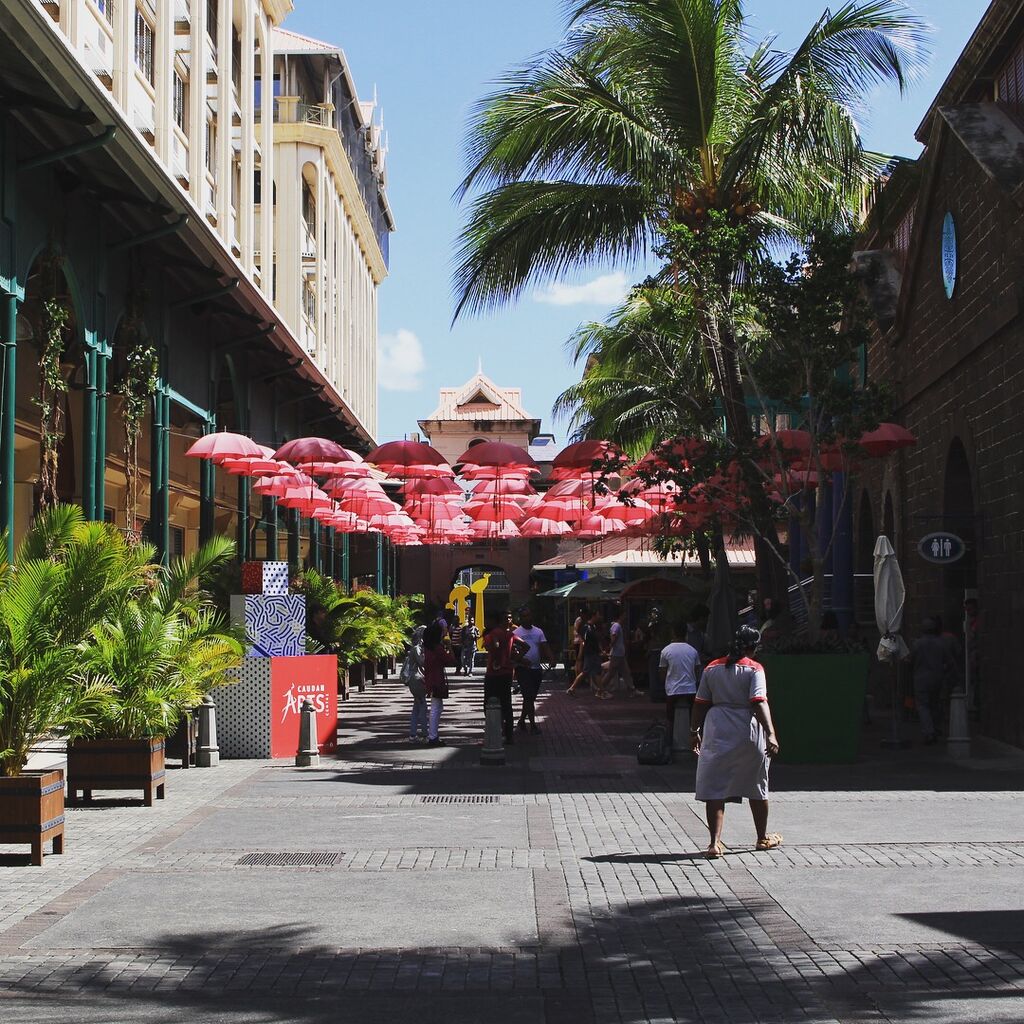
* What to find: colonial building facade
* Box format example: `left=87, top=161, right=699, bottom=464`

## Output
left=856, top=0, right=1024, bottom=745
left=0, top=0, right=391, bottom=570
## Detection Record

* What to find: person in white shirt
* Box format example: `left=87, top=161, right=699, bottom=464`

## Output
left=599, top=605, right=639, bottom=698
left=513, top=607, right=553, bottom=733
left=659, top=620, right=701, bottom=745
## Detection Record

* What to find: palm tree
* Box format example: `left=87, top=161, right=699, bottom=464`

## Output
left=455, top=0, right=926, bottom=439
left=554, top=285, right=718, bottom=454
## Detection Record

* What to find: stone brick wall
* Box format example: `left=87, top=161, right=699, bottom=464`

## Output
left=857, top=125, right=1024, bottom=746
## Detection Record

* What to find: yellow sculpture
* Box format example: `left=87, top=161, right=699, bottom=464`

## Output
left=447, top=584, right=470, bottom=627
left=468, top=573, right=491, bottom=651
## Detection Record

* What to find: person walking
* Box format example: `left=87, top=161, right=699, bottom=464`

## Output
left=645, top=607, right=670, bottom=702
left=513, top=606, right=554, bottom=734
left=599, top=605, right=639, bottom=698
left=448, top=617, right=464, bottom=673
left=659, top=620, right=701, bottom=745
left=461, top=619, right=480, bottom=675
left=483, top=612, right=526, bottom=744
left=422, top=623, right=454, bottom=746
left=403, top=626, right=428, bottom=742
left=690, top=625, right=782, bottom=859
left=906, top=616, right=959, bottom=744
left=567, top=608, right=601, bottom=696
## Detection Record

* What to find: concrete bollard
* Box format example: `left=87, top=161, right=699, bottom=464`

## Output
left=671, top=702, right=692, bottom=754
left=196, top=695, right=220, bottom=768
left=480, top=696, right=505, bottom=766
left=947, top=690, right=970, bottom=759
left=295, top=699, right=321, bottom=767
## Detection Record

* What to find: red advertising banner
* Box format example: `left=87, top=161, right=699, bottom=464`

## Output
left=269, top=655, right=338, bottom=758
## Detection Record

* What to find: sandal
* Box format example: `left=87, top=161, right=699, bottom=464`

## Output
left=704, top=842, right=727, bottom=860
left=755, top=833, right=783, bottom=851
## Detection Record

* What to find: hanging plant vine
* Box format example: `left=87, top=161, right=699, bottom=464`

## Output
left=115, top=295, right=159, bottom=537
left=35, top=297, right=71, bottom=508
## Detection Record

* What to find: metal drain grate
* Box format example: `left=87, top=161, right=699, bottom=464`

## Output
left=419, top=795, right=499, bottom=804
left=236, top=852, right=343, bottom=867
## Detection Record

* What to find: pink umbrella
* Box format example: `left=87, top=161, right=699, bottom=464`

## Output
left=519, top=517, right=573, bottom=538
left=472, top=477, right=536, bottom=496
left=597, top=497, right=656, bottom=525
left=576, top=514, right=626, bottom=539
left=552, top=439, right=629, bottom=476
left=455, top=441, right=537, bottom=469
left=534, top=499, right=582, bottom=524
left=366, top=439, right=447, bottom=468
left=274, top=437, right=352, bottom=464
left=470, top=519, right=521, bottom=539
left=303, top=460, right=374, bottom=478
left=186, top=432, right=263, bottom=462
left=400, top=477, right=462, bottom=496
left=459, top=465, right=539, bottom=480
left=219, top=456, right=285, bottom=476
left=278, top=485, right=332, bottom=513
left=464, top=497, right=527, bottom=523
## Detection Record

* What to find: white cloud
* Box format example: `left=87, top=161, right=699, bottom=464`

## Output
left=533, top=271, right=630, bottom=307
left=378, top=328, right=426, bottom=392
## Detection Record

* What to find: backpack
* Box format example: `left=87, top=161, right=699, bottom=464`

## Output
left=636, top=721, right=672, bottom=765
left=400, top=643, right=424, bottom=687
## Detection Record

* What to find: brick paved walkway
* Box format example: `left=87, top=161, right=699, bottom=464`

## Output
left=2, top=673, right=1023, bottom=1023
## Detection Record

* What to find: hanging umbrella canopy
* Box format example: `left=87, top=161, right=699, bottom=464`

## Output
left=278, top=485, right=332, bottom=512
left=274, top=437, right=351, bottom=464
left=575, top=514, right=626, bottom=539
left=252, top=470, right=315, bottom=497
left=546, top=478, right=587, bottom=498
left=302, top=460, right=373, bottom=478
left=470, top=519, right=521, bottom=539
left=186, top=432, right=263, bottom=462
left=464, top=497, right=527, bottom=524
left=399, top=477, right=461, bottom=496
left=519, top=517, right=573, bottom=538
left=596, top=497, right=656, bottom=524
left=460, top=464, right=539, bottom=480
left=471, top=476, right=536, bottom=496
left=860, top=423, right=917, bottom=457
left=455, top=440, right=537, bottom=469
left=366, top=439, right=447, bottom=471
left=534, top=499, right=582, bottom=524
left=219, top=456, right=285, bottom=476
left=631, top=437, right=707, bottom=477
left=324, top=476, right=387, bottom=497
left=553, top=439, right=630, bottom=476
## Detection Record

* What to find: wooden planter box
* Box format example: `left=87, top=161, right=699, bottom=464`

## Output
left=0, top=770, right=65, bottom=865
left=67, top=737, right=166, bottom=806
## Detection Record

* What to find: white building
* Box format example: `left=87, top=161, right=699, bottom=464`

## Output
left=34, top=0, right=390, bottom=438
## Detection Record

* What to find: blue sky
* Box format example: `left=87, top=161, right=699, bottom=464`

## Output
left=282, top=0, right=991, bottom=445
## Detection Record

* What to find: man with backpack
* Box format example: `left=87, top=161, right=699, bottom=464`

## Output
left=483, top=611, right=528, bottom=745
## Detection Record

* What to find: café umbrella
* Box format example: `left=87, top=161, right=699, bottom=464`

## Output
left=874, top=534, right=910, bottom=746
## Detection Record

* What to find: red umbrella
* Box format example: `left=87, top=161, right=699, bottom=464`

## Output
left=859, top=423, right=917, bottom=457
left=553, top=439, right=629, bottom=475
left=219, top=456, right=285, bottom=476
left=186, top=432, right=263, bottom=462
left=366, top=439, right=447, bottom=470
left=597, top=497, right=656, bottom=525
left=278, top=485, right=332, bottom=513
left=631, top=437, right=707, bottom=476
left=464, top=497, right=527, bottom=524
left=471, top=477, right=536, bottom=496
left=274, top=437, right=351, bottom=464
left=519, top=517, right=573, bottom=538
left=324, top=477, right=387, bottom=496
left=460, top=464, right=539, bottom=480
left=576, top=514, right=625, bottom=539
left=455, top=441, right=537, bottom=469
left=400, top=477, right=461, bottom=496
left=470, top=519, right=521, bottom=540
left=534, top=499, right=581, bottom=524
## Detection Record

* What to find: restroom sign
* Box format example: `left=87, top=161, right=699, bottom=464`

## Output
left=918, top=531, right=965, bottom=565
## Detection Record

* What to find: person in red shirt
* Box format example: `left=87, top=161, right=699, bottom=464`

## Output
left=483, top=612, right=527, bottom=745
left=422, top=623, right=455, bottom=746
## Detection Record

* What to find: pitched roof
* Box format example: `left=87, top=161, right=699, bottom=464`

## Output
left=272, top=27, right=341, bottom=55
left=421, top=371, right=536, bottom=423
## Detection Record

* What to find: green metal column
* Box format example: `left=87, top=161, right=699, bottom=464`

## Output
left=160, top=390, right=171, bottom=562
left=287, top=507, right=300, bottom=573
left=325, top=526, right=335, bottom=579
left=94, top=344, right=109, bottom=518
left=199, top=416, right=215, bottom=542
left=375, top=532, right=383, bottom=593
left=341, top=533, right=350, bottom=591
left=237, top=477, right=250, bottom=560
left=1, top=293, right=17, bottom=561
left=264, top=496, right=278, bottom=559
left=82, top=344, right=97, bottom=520
left=309, top=519, right=320, bottom=571
left=149, top=386, right=170, bottom=563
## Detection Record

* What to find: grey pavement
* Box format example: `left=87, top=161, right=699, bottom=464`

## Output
left=2, top=668, right=1024, bottom=1023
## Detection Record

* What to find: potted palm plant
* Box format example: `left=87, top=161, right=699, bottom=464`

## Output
left=67, top=538, right=244, bottom=805
left=0, top=506, right=150, bottom=863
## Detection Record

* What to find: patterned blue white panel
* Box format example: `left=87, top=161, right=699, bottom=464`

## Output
left=214, top=658, right=272, bottom=758
left=262, top=561, right=290, bottom=596
left=231, top=595, right=306, bottom=657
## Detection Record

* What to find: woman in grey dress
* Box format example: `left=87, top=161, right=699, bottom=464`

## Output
left=690, top=626, right=782, bottom=859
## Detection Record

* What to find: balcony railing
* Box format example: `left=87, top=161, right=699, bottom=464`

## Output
left=262, top=99, right=332, bottom=127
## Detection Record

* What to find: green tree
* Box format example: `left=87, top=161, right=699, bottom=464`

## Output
left=456, top=0, right=926, bottom=587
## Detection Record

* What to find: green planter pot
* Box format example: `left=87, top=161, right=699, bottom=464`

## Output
left=759, top=654, right=869, bottom=764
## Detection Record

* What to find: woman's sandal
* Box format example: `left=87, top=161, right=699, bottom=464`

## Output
left=755, top=833, right=784, bottom=851
left=704, top=842, right=727, bottom=860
